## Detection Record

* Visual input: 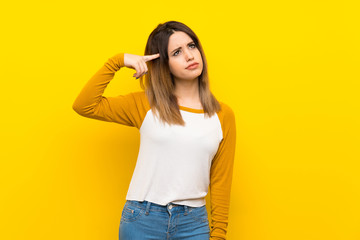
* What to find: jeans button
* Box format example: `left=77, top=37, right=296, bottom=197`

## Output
left=168, top=205, right=173, bottom=210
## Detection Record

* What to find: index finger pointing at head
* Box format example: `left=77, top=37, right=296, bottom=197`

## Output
left=144, top=53, right=160, bottom=62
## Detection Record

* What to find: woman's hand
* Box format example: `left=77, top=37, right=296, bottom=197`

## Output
left=124, top=53, right=160, bottom=79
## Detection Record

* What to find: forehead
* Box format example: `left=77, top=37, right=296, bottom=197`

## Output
left=168, top=31, right=193, bottom=51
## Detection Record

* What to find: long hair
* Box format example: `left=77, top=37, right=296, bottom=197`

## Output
left=140, top=21, right=221, bottom=126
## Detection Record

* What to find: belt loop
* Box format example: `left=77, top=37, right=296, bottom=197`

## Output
left=145, top=201, right=151, bottom=215
left=184, top=205, right=188, bottom=215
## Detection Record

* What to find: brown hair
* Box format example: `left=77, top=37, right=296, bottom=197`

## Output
left=140, top=21, right=221, bottom=126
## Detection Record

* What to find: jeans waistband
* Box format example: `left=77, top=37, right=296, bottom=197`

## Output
left=126, top=200, right=196, bottom=216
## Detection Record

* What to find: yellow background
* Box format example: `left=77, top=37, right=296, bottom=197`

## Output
left=1, top=0, right=359, bottom=239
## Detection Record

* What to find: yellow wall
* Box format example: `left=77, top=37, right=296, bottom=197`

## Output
left=1, top=0, right=359, bottom=239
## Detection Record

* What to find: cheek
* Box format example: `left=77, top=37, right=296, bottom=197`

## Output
left=197, top=54, right=203, bottom=68
left=198, top=52, right=203, bottom=64
left=169, top=59, right=181, bottom=73
left=168, top=60, right=175, bottom=74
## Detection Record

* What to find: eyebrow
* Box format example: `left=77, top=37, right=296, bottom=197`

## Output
left=170, top=41, right=195, bottom=54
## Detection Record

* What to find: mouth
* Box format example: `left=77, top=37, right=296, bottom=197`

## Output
left=186, top=62, right=199, bottom=69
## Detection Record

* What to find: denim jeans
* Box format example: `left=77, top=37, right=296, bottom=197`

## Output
left=119, top=200, right=210, bottom=240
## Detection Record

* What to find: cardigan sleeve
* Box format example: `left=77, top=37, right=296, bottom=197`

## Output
left=209, top=103, right=236, bottom=239
left=72, top=53, right=149, bottom=129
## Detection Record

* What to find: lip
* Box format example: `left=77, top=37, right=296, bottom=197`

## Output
left=186, top=62, right=199, bottom=69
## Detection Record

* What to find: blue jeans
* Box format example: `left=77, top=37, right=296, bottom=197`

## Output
left=119, top=200, right=210, bottom=240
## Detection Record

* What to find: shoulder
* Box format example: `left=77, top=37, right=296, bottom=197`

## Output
left=124, top=91, right=147, bottom=102
left=128, top=90, right=146, bottom=98
left=130, top=90, right=146, bottom=96
left=216, top=101, right=236, bottom=141
left=127, top=91, right=151, bottom=109
left=217, top=101, right=235, bottom=120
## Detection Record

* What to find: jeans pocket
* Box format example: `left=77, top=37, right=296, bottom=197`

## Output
left=120, top=202, right=145, bottom=223
left=188, top=206, right=209, bottom=224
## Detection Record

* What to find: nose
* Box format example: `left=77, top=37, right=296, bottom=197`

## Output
left=184, top=49, right=194, bottom=61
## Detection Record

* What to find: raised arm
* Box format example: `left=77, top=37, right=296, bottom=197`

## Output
left=72, top=52, right=159, bottom=127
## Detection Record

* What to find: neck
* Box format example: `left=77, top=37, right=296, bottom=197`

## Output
left=173, top=78, right=201, bottom=108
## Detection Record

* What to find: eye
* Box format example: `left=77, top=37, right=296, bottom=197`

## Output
left=172, top=43, right=196, bottom=56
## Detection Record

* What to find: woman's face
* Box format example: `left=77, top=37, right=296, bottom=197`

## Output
left=167, top=31, right=203, bottom=83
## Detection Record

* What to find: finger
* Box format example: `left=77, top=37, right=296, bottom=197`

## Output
left=135, top=62, right=145, bottom=79
left=143, top=53, right=160, bottom=62
left=135, top=61, right=148, bottom=79
left=141, top=62, right=148, bottom=77
left=144, top=53, right=160, bottom=62
left=143, top=61, right=148, bottom=73
left=138, top=72, right=146, bottom=79
left=133, top=62, right=141, bottom=78
left=138, top=61, right=145, bottom=77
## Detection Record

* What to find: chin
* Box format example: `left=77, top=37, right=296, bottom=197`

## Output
left=173, top=69, right=203, bottom=81
left=187, top=71, right=202, bottom=80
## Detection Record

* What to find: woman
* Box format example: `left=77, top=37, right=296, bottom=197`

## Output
left=73, top=21, right=236, bottom=240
